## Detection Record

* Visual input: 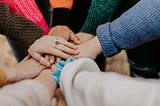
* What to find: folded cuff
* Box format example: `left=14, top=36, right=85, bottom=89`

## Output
left=96, top=23, right=120, bottom=57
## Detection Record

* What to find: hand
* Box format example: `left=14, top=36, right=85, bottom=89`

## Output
left=28, top=36, right=78, bottom=67
left=3, top=56, right=45, bottom=83
left=75, top=32, right=94, bottom=43
left=35, top=69, right=57, bottom=98
left=50, top=0, right=73, bottom=9
left=72, top=36, right=103, bottom=59
left=44, top=54, right=61, bottom=65
left=48, top=25, right=80, bottom=44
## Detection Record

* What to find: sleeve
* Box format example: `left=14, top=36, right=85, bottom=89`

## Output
left=0, top=70, right=7, bottom=87
left=49, top=0, right=73, bottom=26
left=80, top=0, right=121, bottom=35
left=60, top=58, right=160, bottom=106
left=52, top=8, right=72, bottom=26
left=0, top=2, right=43, bottom=51
left=96, top=0, right=160, bottom=57
left=0, top=80, right=51, bottom=106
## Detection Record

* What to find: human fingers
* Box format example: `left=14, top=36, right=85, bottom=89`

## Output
left=49, top=55, right=55, bottom=64
left=28, top=49, right=51, bottom=67
left=20, top=55, right=30, bottom=62
left=55, top=37, right=77, bottom=49
left=51, top=64, right=56, bottom=72
left=56, top=57, right=61, bottom=63
left=45, top=55, right=50, bottom=61
left=70, top=32, right=81, bottom=44
left=54, top=44, right=79, bottom=55
left=46, top=48, right=71, bottom=59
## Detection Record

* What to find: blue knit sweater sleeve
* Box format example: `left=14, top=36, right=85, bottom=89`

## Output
left=96, top=0, right=160, bottom=57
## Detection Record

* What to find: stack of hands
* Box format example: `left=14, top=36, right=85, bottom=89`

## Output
left=3, top=25, right=103, bottom=101
left=28, top=25, right=103, bottom=68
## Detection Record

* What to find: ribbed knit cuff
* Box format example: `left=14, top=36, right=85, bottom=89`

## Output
left=80, top=16, right=98, bottom=35
left=52, top=8, right=71, bottom=26
left=0, top=70, right=7, bottom=87
left=96, top=23, right=120, bottom=57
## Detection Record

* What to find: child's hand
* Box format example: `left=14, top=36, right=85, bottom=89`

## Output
left=28, top=36, right=78, bottom=67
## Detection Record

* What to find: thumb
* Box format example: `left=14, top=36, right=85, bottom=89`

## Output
left=70, top=32, right=81, bottom=44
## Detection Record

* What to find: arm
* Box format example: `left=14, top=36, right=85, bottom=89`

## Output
left=81, top=0, right=121, bottom=35
left=60, top=58, right=160, bottom=106
left=50, top=0, right=73, bottom=26
left=0, top=69, right=56, bottom=106
left=1, top=56, right=45, bottom=84
left=96, top=0, right=160, bottom=57
left=0, top=3, right=43, bottom=51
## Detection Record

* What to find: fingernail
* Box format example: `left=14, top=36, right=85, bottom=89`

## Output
left=50, top=59, right=53, bottom=63
left=47, top=62, right=51, bottom=67
left=45, top=56, right=49, bottom=60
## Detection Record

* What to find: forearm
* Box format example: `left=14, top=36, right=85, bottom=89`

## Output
left=81, top=0, right=121, bottom=34
left=0, top=3, right=43, bottom=51
left=61, top=58, right=160, bottom=106
left=0, top=80, right=51, bottom=106
left=2, top=67, right=18, bottom=83
left=35, top=69, right=57, bottom=98
left=97, top=0, right=160, bottom=57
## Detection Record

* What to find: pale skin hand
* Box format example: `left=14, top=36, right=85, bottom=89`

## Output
left=73, top=36, right=103, bottom=59
left=28, top=35, right=78, bottom=67
left=75, top=32, right=94, bottom=43
left=47, top=25, right=81, bottom=63
left=2, top=56, right=45, bottom=83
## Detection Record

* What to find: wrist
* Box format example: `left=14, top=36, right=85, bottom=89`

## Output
left=35, top=69, right=57, bottom=98
left=94, top=36, right=103, bottom=55
left=2, top=66, right=19, bottom=83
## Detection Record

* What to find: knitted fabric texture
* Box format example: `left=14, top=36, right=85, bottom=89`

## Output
left=52, top=57, right=75, bottom=87
left=49, top=0, right=73, bottom=10
left=81, top=0, right=121, bottom=35
left=0, top=3, right=43, bottom=51
left=81, top=0, right=139, bottom=35
left=0, top=69, right=7, bottom=87
left=96, top=0, right=160, bottom=57
left=0, top=0, right=49, bottom=34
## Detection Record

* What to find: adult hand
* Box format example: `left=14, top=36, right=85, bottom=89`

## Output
left=73, top=36, right=102, bottom=59
left=3, top=55, right=45, bottom=83
left=47, top=26, right=80, bottom=63
left=75, top=32, right=94, bottom=43
left=28, top=36, right=78, bottom=67
left=35, top=69, right=57, bottom=98
left=48, top=25, right=80, bottom=44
